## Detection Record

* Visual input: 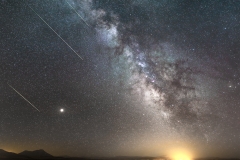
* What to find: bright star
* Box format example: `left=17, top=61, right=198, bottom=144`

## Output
left=60, top=108, right=64, bottom=113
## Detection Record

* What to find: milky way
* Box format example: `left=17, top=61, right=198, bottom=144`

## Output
left=1, top=0, right=240, bottom=158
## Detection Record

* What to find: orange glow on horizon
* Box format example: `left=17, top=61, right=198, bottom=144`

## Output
left=2, top=148, right=15, bottom=153
left=168, top=148, right=193, bottom=160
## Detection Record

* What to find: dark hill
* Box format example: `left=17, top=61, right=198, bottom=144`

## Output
left=18, top=149, right=53, bottom=158
left=0, top=149, right=28, bottom=159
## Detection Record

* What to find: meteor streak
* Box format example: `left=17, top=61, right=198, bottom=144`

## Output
left=27, top=5, right=83, bottom=60
left=7, top=83, right=40, bottom=112
left=65, top=1, right=90, bottom=27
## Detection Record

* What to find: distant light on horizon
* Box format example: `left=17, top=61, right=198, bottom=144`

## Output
left=168, top=148, right=193, bottom=160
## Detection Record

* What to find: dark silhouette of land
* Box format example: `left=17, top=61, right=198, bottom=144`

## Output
left=19, top=149, right=54, bottom=159
left=0, top=149, right=240, bottom=160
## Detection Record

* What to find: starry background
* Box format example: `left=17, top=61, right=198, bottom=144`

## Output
left=1, top=0, right=240, bottom=158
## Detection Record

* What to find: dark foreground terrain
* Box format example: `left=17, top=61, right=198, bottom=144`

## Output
left=0, top=149, right=240, bottom=160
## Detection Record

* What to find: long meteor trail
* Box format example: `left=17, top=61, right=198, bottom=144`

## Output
left=65, top=1, right=90, bottom=27
left=7, top=83, right=40, bottom=112
left=27, top=5, right=83, bottom=60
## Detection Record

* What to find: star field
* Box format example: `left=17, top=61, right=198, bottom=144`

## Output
left=1, top=0, right=240, bottom=158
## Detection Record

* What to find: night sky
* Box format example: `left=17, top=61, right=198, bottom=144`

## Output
left=1, top=0, right=240, bottom=158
